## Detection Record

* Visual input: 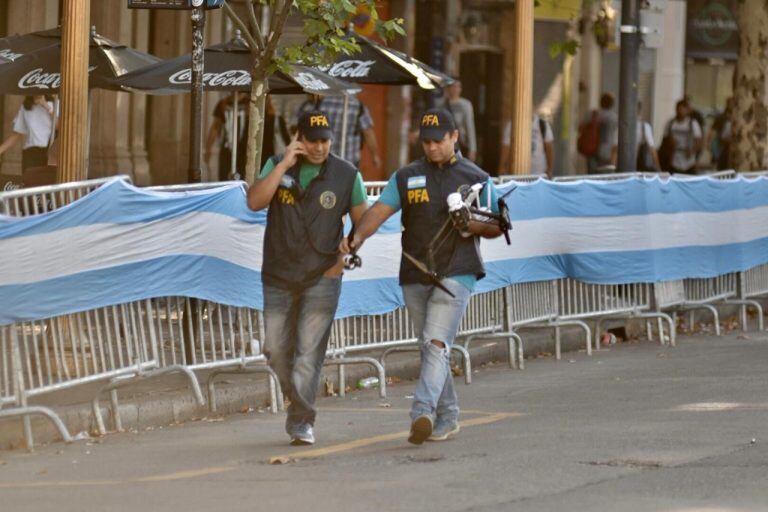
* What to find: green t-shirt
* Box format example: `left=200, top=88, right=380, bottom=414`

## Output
left=259, top=158, right=368, bottom=207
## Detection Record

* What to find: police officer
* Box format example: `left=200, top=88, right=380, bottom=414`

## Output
left=248, top=109, right=369, bottom=445
left=346, top=108, right=503, bottom=444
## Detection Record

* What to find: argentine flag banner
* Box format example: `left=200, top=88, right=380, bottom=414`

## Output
left=1, top=176, right=768, bottom=326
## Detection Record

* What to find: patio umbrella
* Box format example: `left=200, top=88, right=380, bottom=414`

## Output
left=110, top=35, right=361, bottom=96
left=316, top=33, right=454, bottom=159
left=319, top=33, right=454, bottom=89
left=0, top=27, right=161, bottom=94
left=110, top=34, right=361, bottom=177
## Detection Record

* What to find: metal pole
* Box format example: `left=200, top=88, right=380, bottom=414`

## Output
left=189, top=6, right=206, bottom=183
left=617, top=0, right=641, bottom=172
left=510, top=0, right=534, bottom=175
left=57, top=0, right=91, bottom=183
left=231, top=92, right=238, bottom=180
left=340, top=95, right=349, bottom=161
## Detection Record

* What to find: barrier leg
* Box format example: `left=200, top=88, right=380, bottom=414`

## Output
left=554, top=325, right=561, bottom=361
left=338, top=363, right=346, bottom=398
left=464, top=331, right=522, bottom=371
left=323, top=357, right=387, bottom=399
left=595, top=318, right=605, bottom=352
left=380, top=344, right=419, bottom=368
left=704, top=305, right=721, bottom=336
left=656, top=318, right=664, bottom=345
left=508, top=332, right=524, bottom=370
left=206, top=365, right=284, bottom=414
left=110, top=389, right=123, bottom=432
left=0, top=406, right=73, bottom=448
left=450, top=344, right=472, bottom=385
left=646, top=320, right=653, bottom=342
left=724, top=299, right=764, bottom=332
left=92, top=365, right=205, bottom=436
left=549, top=320, right=592, bottom=356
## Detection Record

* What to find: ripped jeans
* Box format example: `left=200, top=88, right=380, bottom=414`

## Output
left=402, top=278, right=471, bottom=423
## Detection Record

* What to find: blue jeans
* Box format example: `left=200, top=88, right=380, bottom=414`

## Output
left=402, top=278, right=472, bottom=423
left=263, top=277, right=341, bottom=431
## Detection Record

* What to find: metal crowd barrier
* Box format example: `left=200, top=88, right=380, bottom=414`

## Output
left=495, top=174, right=545, bottom=184
left=553, top=172, right=662, bottom=182
left=0, top=300, right=204, bottom=449
left=670, top=170, right=737, bottom=180
left=739, top=263, right=768, bottom=330
left=0, top=175, right=131, bottom=216
left=653, top=274, right=762, bottom=336
left=740, top=170, right=768, bottom=178
left=463, top=281, right=557, bottom=368
left=3, top=174, right=768, bottom=449
left=364, top=181, right=388, bottom=196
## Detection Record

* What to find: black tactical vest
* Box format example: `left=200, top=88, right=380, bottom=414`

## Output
left=395, top=156, right=489, bottom=285
left=262, top=153, right=357, bottom=289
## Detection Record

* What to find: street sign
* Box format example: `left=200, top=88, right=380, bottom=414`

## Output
left=127, top=0, right=223, bottom=9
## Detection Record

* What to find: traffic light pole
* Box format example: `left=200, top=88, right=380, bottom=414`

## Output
left=188, top=5, right=206, bottom=183
left=617, top=0, right=640, bottom=172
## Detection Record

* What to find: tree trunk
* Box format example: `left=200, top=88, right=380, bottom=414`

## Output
left=245, top=79, right=267, bottom=184
left=731, top=0, right=768, bottom=171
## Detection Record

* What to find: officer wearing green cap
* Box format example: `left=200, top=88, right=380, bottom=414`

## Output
left=247, top=109, right=368, bottom=446
left=346, top=108, right=503, bottom=445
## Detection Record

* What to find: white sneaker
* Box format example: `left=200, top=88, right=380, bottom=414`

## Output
left=289, top=424, right=315, bottom=446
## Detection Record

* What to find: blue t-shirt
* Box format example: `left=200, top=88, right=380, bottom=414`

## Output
left=377, top=173, right=500, bottom=292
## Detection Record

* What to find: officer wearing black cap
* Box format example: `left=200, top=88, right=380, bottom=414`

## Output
left=247, top=109, right=368, bottom=446
left=347, top=108, right=503, bottom=445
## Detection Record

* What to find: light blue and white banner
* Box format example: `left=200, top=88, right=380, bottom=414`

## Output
left=1, top=175, right=768, bottom=325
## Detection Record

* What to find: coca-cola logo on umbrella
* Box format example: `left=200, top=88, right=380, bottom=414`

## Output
left=169, top=68, right=251, bottom=87
left=321, top=60, right=375, bottom=79
left=292, top=72, right=330, bottom=91
left=0, top=49, right=23, bottom=61
left=18, top=65, right=97, bottom=90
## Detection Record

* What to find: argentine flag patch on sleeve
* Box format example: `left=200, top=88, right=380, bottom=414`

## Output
left=407, top=176, right=427, bottom=189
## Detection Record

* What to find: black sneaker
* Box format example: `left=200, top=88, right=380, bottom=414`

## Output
left=407, top=415, right=433, bottom=445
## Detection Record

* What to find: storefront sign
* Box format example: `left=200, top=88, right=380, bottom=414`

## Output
left=686, top=0, right=739, bottom=60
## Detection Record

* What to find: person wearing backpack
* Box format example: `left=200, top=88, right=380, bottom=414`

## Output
left=498, top=111, right=554, bottom=177
left=578, top=93, right=618, bottom=174
left=659, top=99, right=702, bottom=174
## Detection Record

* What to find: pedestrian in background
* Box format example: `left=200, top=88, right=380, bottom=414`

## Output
left=659, top=99, right=702, bottom=174
left=436, top=80, right=477, bottom=161
left=707, top=97, right=733, bottom=171
left=498, top=112, right=554, bottom=177
left=294, top=94, right=382, bottom=171
left=205, top=92, right=250, bottom=181
left=615, top=101, right=661, bottom=172
left=0, top=95, right=56, bottom=171
left=578, top=93, right=617, bottom=174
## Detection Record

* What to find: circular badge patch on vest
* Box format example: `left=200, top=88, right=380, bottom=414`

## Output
left=319, top=191, right=337, bottom=209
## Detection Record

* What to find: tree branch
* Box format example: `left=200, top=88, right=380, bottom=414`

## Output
left=246, top=0, right=265, bottom=49
left=258, top=0, right=293, bottom=74
left=223, top=1, right=262, bottom=52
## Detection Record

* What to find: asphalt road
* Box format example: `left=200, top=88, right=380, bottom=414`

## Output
left=1, top=331, right=767, bottom=512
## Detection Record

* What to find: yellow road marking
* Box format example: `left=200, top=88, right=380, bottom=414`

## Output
left=281, top=412, right=521, bottom=461
left=0, top=412, right=521, bottom=489
left=0, top=466, right=236, bottom=489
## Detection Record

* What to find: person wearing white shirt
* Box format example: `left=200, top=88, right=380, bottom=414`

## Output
left=0, top=95, right=56, bottom=171
left=663, top=100, right=703, bottom=174
left=498, top=113, right=554, bottom=177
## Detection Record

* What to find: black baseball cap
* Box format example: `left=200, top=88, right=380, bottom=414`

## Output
left=298, top=110, right=333, bottom=141
left=419, top=108, right=457, bottom=141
